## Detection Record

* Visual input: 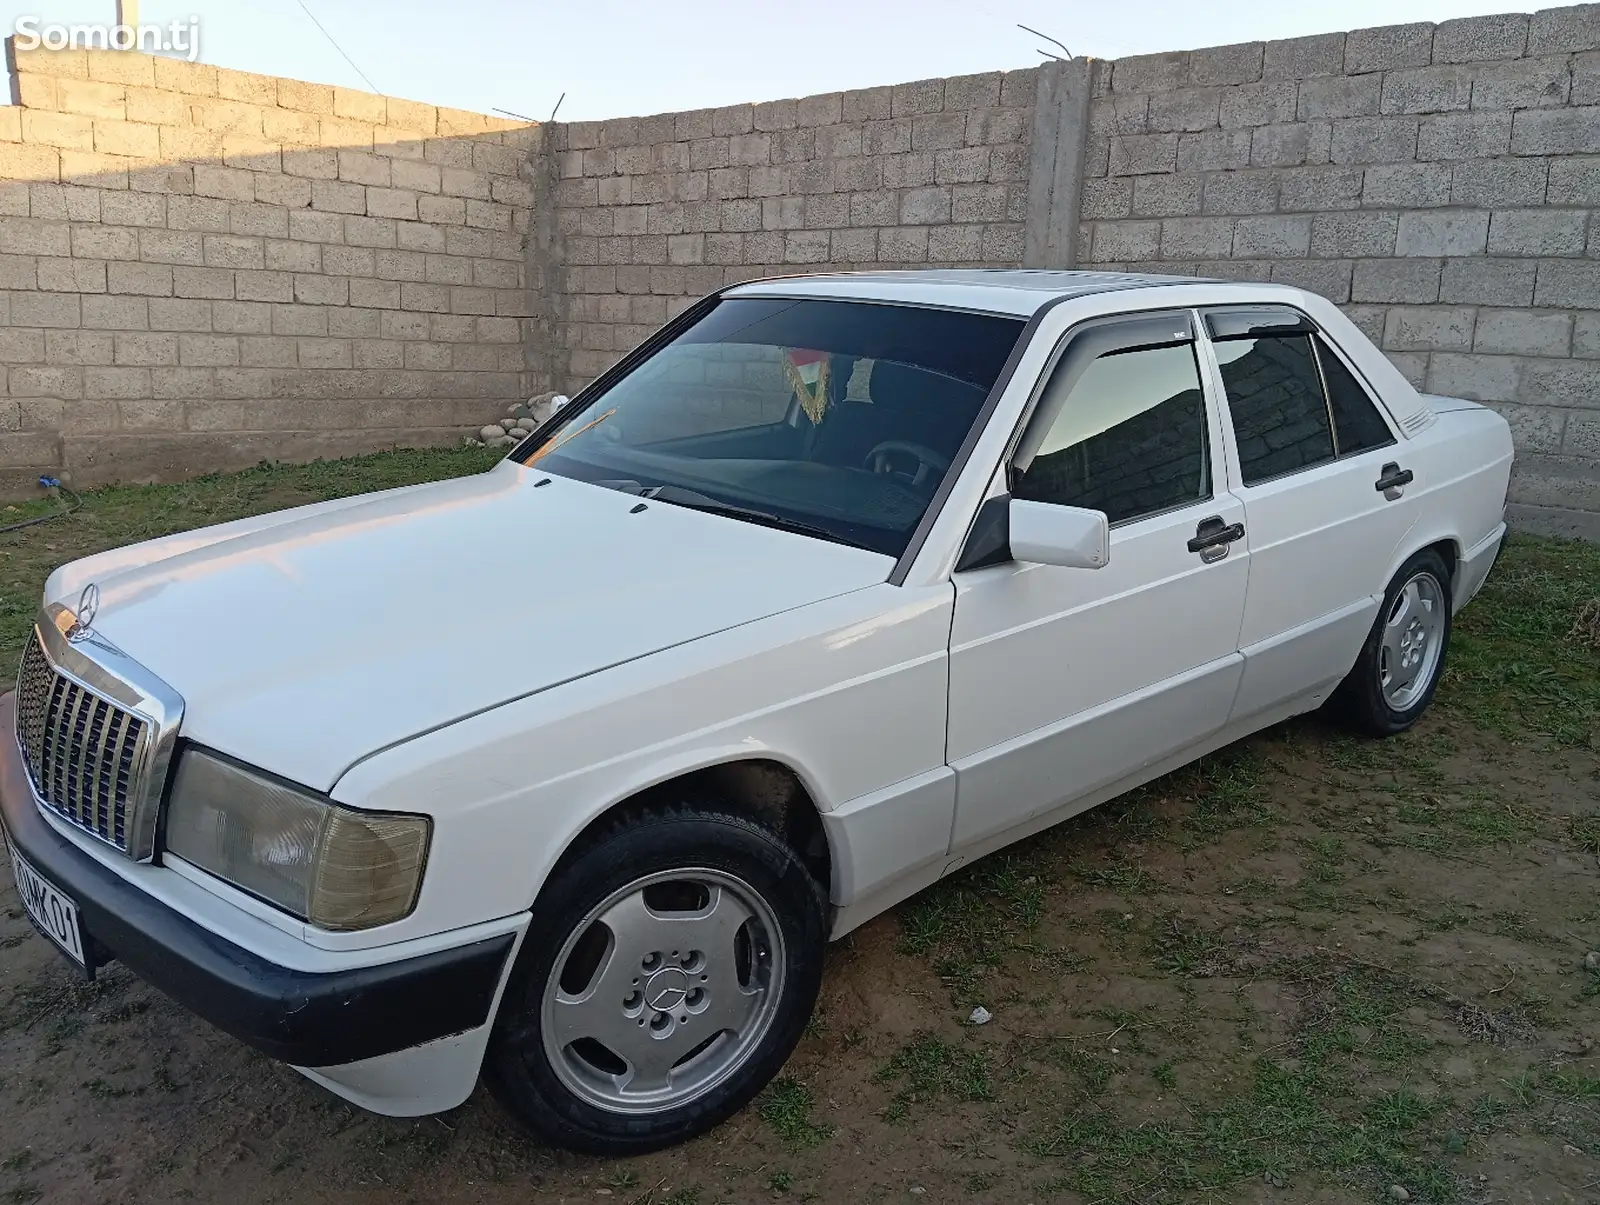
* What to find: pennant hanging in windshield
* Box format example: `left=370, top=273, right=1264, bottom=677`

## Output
left=783, top=348, right=832, bottom=426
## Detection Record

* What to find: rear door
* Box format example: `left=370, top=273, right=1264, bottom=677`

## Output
left=1199, top=307, right=1419, bottom=722
left=946, top=311, right=1249, bottom=851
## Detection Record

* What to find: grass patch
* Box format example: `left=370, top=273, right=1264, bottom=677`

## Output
left=875, top=1033, right=994, bottom=1122
left=898, top=854, right=1048, bottom=1003
left=1446, top=535, right=1600, bottom=749
left=758, top=1077, right=831, bottom=1149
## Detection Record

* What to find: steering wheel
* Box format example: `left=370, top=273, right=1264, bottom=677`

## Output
left=863, top=440, right=951, bottom=489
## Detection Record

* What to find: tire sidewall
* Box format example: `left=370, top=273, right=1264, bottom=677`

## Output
left=486, top=809, right=826, bottom=1155
left=1347, top=549, right=1454, bottom=734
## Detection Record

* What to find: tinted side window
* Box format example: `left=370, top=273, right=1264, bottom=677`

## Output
left=1316, top=336, right=1395, bottom=456
left=1215, top=334, right=1334, bottom=485
left=1015, top=343, right=1210, bottom=525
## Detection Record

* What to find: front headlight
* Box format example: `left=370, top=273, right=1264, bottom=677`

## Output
left=164, top=749, right=431, bottom=931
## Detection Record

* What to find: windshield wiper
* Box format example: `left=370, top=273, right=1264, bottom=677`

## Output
left=642, top=486, right=871, bottom=551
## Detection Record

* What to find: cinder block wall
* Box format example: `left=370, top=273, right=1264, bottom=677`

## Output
left=4, top=8, right=1599, bottom=534
left=0, top=44, right=541, bottom=492
left=1076, top=6, right=1600, bottom=536
left=543, top=70, right=1041, bottom=388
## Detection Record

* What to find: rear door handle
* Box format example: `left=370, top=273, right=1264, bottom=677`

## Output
left=1187, top=515, right=1245, bottom=561
left=1375, top=462, right=1413, bottom=498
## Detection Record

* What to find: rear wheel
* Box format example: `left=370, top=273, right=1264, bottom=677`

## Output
left=1331, top=548, right=1452, bottom=736
left=485, top=805, right=826, bottom=1155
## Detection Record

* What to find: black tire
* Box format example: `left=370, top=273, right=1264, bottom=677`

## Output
left=1331, top=548, right=1453, bottom=737
left=484, top=804, right=827, bottom=1155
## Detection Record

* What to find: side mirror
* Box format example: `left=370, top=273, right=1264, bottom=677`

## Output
left=1008, top=499, right=1109, bottom=570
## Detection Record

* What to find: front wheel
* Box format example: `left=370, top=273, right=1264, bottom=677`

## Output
left=484, top=805, right=827, bottom=1155
left=1331, top=548, right=1453, bottom=736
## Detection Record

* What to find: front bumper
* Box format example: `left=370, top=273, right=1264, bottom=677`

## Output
left=0, top=692, right=513, bottom=1068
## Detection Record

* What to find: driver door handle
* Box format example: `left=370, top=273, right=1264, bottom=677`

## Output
left=1187, top=515, right=1245, bottom=561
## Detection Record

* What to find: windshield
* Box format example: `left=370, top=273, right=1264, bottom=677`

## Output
left=519, top=298, right=1026, bottom=556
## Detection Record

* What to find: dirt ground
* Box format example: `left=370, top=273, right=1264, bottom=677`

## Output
left=0, top=453, right=1596, bottom=1204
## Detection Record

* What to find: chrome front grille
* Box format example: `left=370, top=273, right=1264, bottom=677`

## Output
left=16, top=630, right=148, bottom=852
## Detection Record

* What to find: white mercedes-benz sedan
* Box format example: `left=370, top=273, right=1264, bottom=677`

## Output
left=1, top=270, right=1511, bottom=1153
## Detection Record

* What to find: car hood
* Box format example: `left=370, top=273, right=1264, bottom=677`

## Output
left=45, top=462, right=892, bottom=790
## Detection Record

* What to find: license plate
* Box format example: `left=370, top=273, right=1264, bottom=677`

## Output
left=4, top=829, right=87, bottom=970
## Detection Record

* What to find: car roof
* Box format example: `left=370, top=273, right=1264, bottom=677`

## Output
left=725, top=269, right=1220, bottom=318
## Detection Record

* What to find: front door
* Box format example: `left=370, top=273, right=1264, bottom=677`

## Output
left=946, top=313, right=1250, bottom=852
left=1199, top=312, right=1420, bottom=722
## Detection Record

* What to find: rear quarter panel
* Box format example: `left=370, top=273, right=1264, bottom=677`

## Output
left=1386, top=404, right=1513, bottom=586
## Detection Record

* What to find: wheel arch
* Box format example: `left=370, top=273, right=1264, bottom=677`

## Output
left=539, top=756, right=834, bottom=907
left=1385, top=529, right=1461, bottom=594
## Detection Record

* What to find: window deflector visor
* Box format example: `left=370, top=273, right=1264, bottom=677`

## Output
left=1012, top=311, right=1196, bottom=475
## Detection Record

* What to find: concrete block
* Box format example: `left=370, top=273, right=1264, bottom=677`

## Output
left=1252, top=123, right=1315, bottom=167
left=1351, top=257, right=1442, bottom=302
left=1577, top=51, right=1600, bottom=106
left=1108, top=133, right=1178, bottom=175
left=1380, top=65, right=1473, bottom=114
left=1092, top=220, right=1162, bottom=261
left=82, top=367, right=149, bottom=401
left=935, top=147, right=990, bottom=184
left=1432, top=13, right=1529, bottom=62
left=107, top=261, right=173, bottom=297
left=1426, top=351, right=1520, bottom=401
left=1232, top=214, right=1312, bottom=257
left=950, top=180, right=1016, bottom=224
left=1131, top=174, right=1202, bottom=216
left=1201, top=170, right=1279, bottom=214
left=112, top=332, right=179, bottom=366
left=1218, top=82, right=1298, bottom=128
left=1440, top=257, right=1536, bottom=305
left=1277, top=166, right=1364, bottom=211
left=1547, top=156, right=1600, bottom=204
left=1263, top=32, right=1346, bottom=79
left=1148, top=88, right=1222, bottom=132
left=1176, top=129, right=1253, bottom=172
left=1417, top=111, right=1511, bottom=160
left=1344, top=22, right=1436, bottom=72
left=1568, top=411, right=1600, bottom=458
left=878, top=226, right=929, bottom=262
left=981, top=223, right=1025, bottom=263
left=1472, top=55, right=1572, bottom=110
left=1079, top=178, right=1132, bottom=220
left=1449, top=157, right=1548, bottom=207
left=928, top=224, right=984, bottom=262
left=1511, top=107, right=1600, bottom=155
left=1330, top=116, right=1419, bottom=164
left=912, top=112, right=969, bottom=152
left=37, top=257, right=106, bottom=294
left=1383, top=304, right=1476, bottom=350
left=1496, top=402, right=1567, bottom=453
left=898, top=186, right=951, bottom=224
left=1395, top=208, right=1489, bottom=255
left=1160, top=216, right=1234, bottom=258
left=21, top=110, right=95, bottom=151
left=57, top=79, right=127, bottom=121
left=944, top=72, right=1003, bottom=111
left=1473, top=308, right=1573, bottom=356
left=1191, top=42, right=1264, bottom=86
left=1519, top=358, right=1600, bottom=408
left=1575, top=314, right=1600, bottom=358
left=1362, top=162, right=1451, bottom=207
left=1534, top=259, right=1600, bottom=308
left=1269, top=258, right=1354, bottom=302
left=1112, top=52, right=1191, bottom=93
left=1312, top=211, right=1399, bottom=256
left=1298, top=74, right=1382, bottom=119
left=1527, top=3, right=1600, bottom=53
left=891, top=78, right=945, bottom=117
left=1487, top=208, right=1588, bottom=256
left=138, top=229, right=205, bottom=265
